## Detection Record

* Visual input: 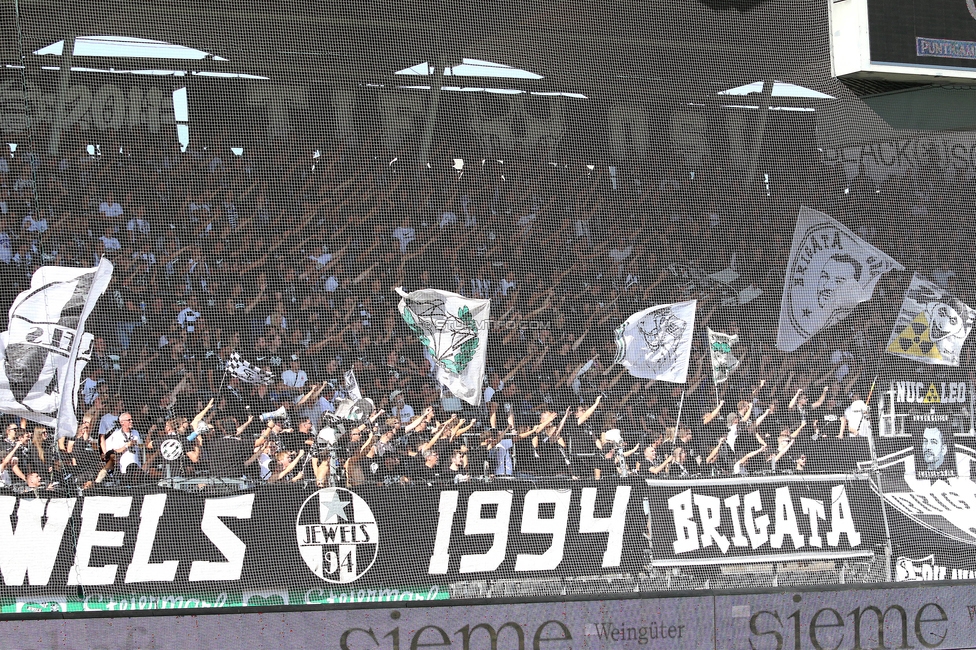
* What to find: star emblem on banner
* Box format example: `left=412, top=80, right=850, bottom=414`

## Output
left=320, top=491, right=350, bottom=522
left=296, top=488, right=380, bottom=584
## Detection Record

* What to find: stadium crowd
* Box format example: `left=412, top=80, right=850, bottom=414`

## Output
left=0, top=122, right=971, bottom=492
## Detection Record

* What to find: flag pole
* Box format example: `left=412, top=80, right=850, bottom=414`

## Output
left=216, top=366, right=231, bottom=396
left=672, top=390, right=685, bottom=443
left=864, top=374, right=879, bottom=407
left=853, top=374, right=879, bottom=438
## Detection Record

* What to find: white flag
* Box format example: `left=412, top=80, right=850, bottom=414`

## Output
left=396, top=287, right=490, bottom=406
left=777, top=206, right=903, bottom=352
left=0, top=259, right=114, bottom=437
left=707, top=328, right=739, bottom=384
left=886, top=273, right=975, bottom=366
left=613, top=300, right=696, bottom=383
left=344, top=367, right=362, bottom=400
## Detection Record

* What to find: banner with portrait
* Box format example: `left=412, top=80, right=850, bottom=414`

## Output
left=777, top=206, right=903, bottom=352
left=886, top=273, right=976, bottom=366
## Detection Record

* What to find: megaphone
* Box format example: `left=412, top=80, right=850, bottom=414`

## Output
left=261, top=406, right=288, bottom=422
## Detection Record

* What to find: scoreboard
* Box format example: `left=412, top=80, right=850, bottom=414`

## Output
left=830, top=0, right=976, bottom=82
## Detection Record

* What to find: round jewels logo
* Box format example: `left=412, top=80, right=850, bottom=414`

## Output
left=295, top=488, right=379, bottom=584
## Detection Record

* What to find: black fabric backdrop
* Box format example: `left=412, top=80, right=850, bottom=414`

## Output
left=0, top=479, right=648, bottom=598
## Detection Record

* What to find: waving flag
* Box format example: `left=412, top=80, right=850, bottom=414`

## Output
left=707, top=328, right=740, bottom=384
left=226, top=352, right=274, bottom=385
left=0, top=259, right=114, bottom=437
left=344, top=367, right=363, bottom=400
left=777, top=206, right=903, bottom=352
left=886, top=273, right=975, bottom=366
left=613, top=300, right=696, bottom=383
left=396, top=287, right=489, bottom=406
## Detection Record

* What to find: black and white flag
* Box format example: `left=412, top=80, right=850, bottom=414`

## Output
left=613, top=300, right=696, bottom=383
left=886, top=273, right=976, bottom=366
left=0, top=259, right=114, bottom=437
left=226, top=352, right=274, bottom=385
left=777, top=206, right=903, bottom=352
left=344, top=368, right=362, bottom=401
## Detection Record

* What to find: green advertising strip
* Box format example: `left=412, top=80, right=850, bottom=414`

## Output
left=3, top=585, right=448, bottom=614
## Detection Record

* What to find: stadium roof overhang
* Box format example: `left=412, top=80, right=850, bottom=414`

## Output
left=0, top=0, right=914, bottom=148
left=0, top=0, right=838, bottom=103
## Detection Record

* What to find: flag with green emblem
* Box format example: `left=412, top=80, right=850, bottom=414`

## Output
left=396, top=287, right=490, bottom=405
left=707, top=328, right=739, bottom=384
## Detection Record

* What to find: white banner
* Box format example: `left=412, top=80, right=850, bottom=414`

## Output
left=777, top=206, right=903, bottom=352
left=886, top=273, right=976, bottom=366
left=0, top=259, right=113, bottom=437
left=396, top=288, right=490, bottom=406
left=344, top=368, right=362, bottom=401
left=613, top=300, right=696, bottom=383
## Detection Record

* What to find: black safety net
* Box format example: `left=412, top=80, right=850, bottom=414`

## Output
left=0, top=0, right=973, bottom=615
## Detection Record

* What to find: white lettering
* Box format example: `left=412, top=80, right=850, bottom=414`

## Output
left=770, top=486, right=804, bottom=549
left=125, top=494, right=178, bottom=583
left=68, top=496, right=132, bottom=585
left=0, top=497, right=75, bottom=586
left=515, top=489, right=571, bottom=571
left=427, top=490, right=458, bottom=575
left=693, top=494, right=729, bottom=553
left=188, top=494, right=254, bottom=581
left=579, top=486, right=631, bottom=567
left=743, top=490, right=770, bottom=549
left=458, top=491, right=512, bottom=573
left=826, top=484, right=861, bottom=547
left=723, top=494, right=750, bottom=547
left=800, top=497, right=827, bottom=548
left=668, top=490, right=698, bottom=554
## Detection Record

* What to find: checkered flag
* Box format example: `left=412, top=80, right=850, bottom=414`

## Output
left=226, top=352, right=274, bottom=385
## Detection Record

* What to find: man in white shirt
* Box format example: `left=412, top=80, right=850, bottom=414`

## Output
left=98, top=399, right=123, bottom=438
left=99, top=191, right=124, bottom=220
left=316, top=384, right=338, bottom=416
left=99, top=226, right=122, bottom=253
left=308, top=244, right=332, bottom=266
left=281, top=357, right=308, bottom=388
left=126, top=208, right=151, bottom=240
left=23, top=214, right=47, bottom=233
left=81, top=373, right=101, bottom=406
left=391, top=390, right=415, bottom=423
left=392, top=224, right=416, bottom=253
left=844, top=392, right=872, bottom=437
left=484, top=374, right=503, bottom=405
left=104, top=412, right=143, bottom=477
left=0, top=230, right=13, bottom=263
left=280, top=356, right=308, bottom=402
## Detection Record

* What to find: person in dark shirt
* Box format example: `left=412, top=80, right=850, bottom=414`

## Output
left=206, top=419, right=251, bottom=478
left=146, top=419, right=200, bottom=480
left=60, top=420, right=105, bottom=487
left=409, top=448, right=442, bottom=484
left=19, top=427, right=53, bottom=480
left=666, top=446, right=691, bottom=478
left=446, top=448, right=470, bottom=483
left=536, top=407, right=573, bottom=477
